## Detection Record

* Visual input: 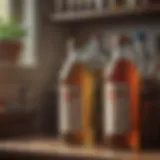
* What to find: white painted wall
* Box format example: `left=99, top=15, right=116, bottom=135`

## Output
left=0, top=0, right=12, bottom=22
left=19, top=0, right=38, bottom=68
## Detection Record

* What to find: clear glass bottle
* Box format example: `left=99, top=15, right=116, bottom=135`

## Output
left=132, top=32, right=153, bottom=77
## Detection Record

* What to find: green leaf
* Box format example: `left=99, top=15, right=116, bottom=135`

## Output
left=0, top=18, right=27, bottom=41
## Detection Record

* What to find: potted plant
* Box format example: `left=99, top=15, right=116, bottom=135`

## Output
left=0, top=20, right=26, bottom=63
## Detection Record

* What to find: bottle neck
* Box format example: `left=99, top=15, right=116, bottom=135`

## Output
left=67, top=38, right=76, bottom=56
left=134, top=40, right=145, bottom=55
left=122, top=44, right=133, bottom=61
left=134, top=40, right=149, bottom=77
left=82, top=35, right=106, bottom=69
left=112, top=45, right=127, bottom=60
left=111, top=43, right=120, bottom=59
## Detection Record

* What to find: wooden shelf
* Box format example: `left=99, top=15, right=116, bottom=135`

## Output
left=0, top=139, right=159, bottom=160
left=50, top=8, right=160, bottom=24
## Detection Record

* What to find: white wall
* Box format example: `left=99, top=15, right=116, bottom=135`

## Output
left=19, top=0, right=38, bottom=68
left=0, top=0, right=12, bottom=22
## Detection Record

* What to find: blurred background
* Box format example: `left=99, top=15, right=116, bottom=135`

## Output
left=0, top=0, right=58, bottom=138
left=0, top=0, right=159, bottom=154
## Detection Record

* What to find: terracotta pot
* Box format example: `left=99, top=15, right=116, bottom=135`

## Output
left=0, top=41, right=22, bottom=63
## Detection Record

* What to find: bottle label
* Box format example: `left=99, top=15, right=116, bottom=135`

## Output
left=59, top=84, right=70, bottom=134
left=59, top=84, right=81, bottom=134
left=104, top=82, right=130, bottom=135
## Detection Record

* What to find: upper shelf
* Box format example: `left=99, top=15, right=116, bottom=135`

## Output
left=50, top=7, right=160, bottom=24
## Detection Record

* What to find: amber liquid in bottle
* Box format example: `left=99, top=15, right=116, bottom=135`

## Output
left=103, top=43, right=140, bottom=149
left=92, top=69, right=103, bottom=145
left=62, top=63, right=83, bottom=145
left=61, top=63, right=94, bottom=145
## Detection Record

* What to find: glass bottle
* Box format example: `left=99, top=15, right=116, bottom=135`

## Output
left=133, top=32, right=147, bottom=76
left=81, top=34, right=108, bottom=145
left=132, top=31, right=154, bottom=78
left=103, top=35, right=140, bottom=149
left=133, top=31, right=160, bottom=149
left=59, top=38, right=83, bottom=145
left=59, top=38, right=98, bottom=146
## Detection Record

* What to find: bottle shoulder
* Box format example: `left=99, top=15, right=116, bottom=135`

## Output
left=59, top=53, right=76, bottom=81
left=104, top=57, right=138, bottom=81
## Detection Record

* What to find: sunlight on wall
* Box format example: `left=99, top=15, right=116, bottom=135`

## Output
left=19, top=0, right=37, bottom=68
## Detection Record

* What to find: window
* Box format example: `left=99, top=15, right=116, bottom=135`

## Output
left=0, top=0, right=38, bottom=68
